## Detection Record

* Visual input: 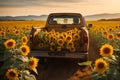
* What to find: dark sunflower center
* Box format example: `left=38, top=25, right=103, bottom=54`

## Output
left=23, top=38, right=26, bottom=42
left=1, top=32, right=4, bottom=35
left=68, top=43, right=72, bottom=46
left=98, top=62, right=105, bottom=69
left=109, top=35, right=113, bottom=39
left=103, top=47, right=110, bottom=54
left=7, top=30, right=10, bottom=32
left=15, top=31, right=19, bottom=34
left=103, top=32, right=107, bottom=35
left=29, top=61, right=34, bottom=66
left=9, top=71, right=16, bottom=77
left=22, top=47, right=26, bottom=52
left=117, top=33, right=120, bottom=37
left=7, top=42, right=13, bottom=47
left=60, top=36, right=64, bottom=39
left=67, top=37, right=71, bottom=40
left=59, top=40, right=63, bottom=44
left=109, top=29, right=112, bottom=31
left=75, top=35, right=78, bottom=38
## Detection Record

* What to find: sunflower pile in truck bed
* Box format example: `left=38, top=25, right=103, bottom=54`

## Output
left=34, top=28, right=81, bottom=52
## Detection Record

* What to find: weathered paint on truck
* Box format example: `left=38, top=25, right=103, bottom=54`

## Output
left=29, top=13, right=90, bottom=60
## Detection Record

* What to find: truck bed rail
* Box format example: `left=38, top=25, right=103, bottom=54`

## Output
left=29, top=50, right=88, bottom=59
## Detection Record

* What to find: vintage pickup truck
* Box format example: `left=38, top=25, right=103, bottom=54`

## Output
left=29, top=13, right=91, bottom=60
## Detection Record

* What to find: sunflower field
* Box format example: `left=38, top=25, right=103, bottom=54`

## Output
left=0, top=20, right=120, bottom=80
left=87, top=21, right=120, bottom=80
left=0, top=21, right=45, bottom=80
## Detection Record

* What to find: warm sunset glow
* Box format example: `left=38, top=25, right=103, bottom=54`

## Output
left=0, top=0, right=120, bottom=16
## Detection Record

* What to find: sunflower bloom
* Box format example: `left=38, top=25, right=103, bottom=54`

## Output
left=69, top=46, right=76, bottom=52
left=0, top=31, right=6, bottom=37
left=57, top=39, right=64, bottom=47
left=29, top=57, right=39, bottom=70
left=6, top=69, right=18, bottom=80
left=4, top=39, right=16, bottom=49
left=100, top=44, right=113, bottom=57
left=14, top=30, right=20, bottom=35
left=62, top=32, right=67, bottom=38
left=67, top=41, right=74, bottom=48
left=22, top=36, right=28, bottom=44
left=116, top=32, right=120, bottom=40
left=59, top=33, right=65, bottom=40
left=66, top=34, right=72, bottom=42
left=73, top=33, right=80, bottom=40
left=102, top=31, right=107, bottom=36
left=20, top=45, right=30, bottom=56
left=107, top=34, right=114, bottom=40
left=94, top=58, right=108, bottom=73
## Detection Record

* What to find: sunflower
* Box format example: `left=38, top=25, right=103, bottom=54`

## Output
left=109, top=28, right=112, bottom=32
left=115, top=26, right=118, bottom=29
left=59, top=33, right=65, bottom=40
left=14, top=29, right=20, bottom=35
left=20, top=45, right=30, bottom=56
left=66, top=30, right=72, bottom=35
left=4, top=39, right=16, bottom=49
left=94, top=58, right=108, bottom=73
left=55, top=32, right=60, bottom=37
left=102, top=31, right=107, bottom=36
left=100, top=44, right=113, bottom=57
left=106, top=34, right=114, bottom=40
left=29, top=57, right=39, bottom=70
left=67, top=41, right=74, bottom=48
left=57, top=39, right=64, bottom=47
left=0, top=31, right=6, bottom=37
left=6, top=69, right=18, bottom=80
left=21, top=36, right=28, bottom=44
left=116, top=32, right=120, bottom=40
left=73, top=33, right=80, bottom=41
left=7, top=29, right=11, bottom=34
left=69, top=46, right=76, bottom=52
left=62, top=32, right=67, bottom=38
left=66, top=34, right=72, bottom=42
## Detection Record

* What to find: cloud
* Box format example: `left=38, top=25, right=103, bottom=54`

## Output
left=0, top=0, right=83, bottom=7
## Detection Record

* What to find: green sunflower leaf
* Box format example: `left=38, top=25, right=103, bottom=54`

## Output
left=78, top=61, right=92, bottom=66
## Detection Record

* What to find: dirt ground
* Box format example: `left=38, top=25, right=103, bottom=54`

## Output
left=36, top=58, right=91, bottom=80
left=35, top=35, right=99, bottom=80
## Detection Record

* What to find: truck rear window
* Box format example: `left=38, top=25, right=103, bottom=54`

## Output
left=49, top=16, right=81, bottom=25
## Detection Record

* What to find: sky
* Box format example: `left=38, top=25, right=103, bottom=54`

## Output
left=0, top=0, right=120, bottom=16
